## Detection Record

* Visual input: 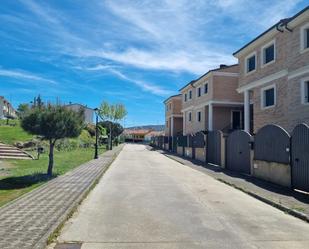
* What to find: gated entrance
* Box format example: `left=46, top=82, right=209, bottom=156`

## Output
left=207, top=130, right=223, bottom=166
left=168, top=136, right=172, bottom=151
left=172, top=136, right=177, bottom=153
left=188, top=135, right=195, bottom=159
left=254, top=124, right=290, bottom=164
left=291, top=124, right=309, bottom=192
left=226, top=130, right=252, bottom=174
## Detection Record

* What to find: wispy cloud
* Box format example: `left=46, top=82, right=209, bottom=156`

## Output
left=15, top=0, right=303, bottom=75
left=80, top=64, right=173, bottom=96
left=0, top=68, right=57, bottom=85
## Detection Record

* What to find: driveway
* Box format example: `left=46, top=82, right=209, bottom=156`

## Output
left=57, top=144, right=309, bottom=249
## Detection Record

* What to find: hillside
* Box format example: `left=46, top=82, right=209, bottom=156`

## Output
left=126, top=125, right=164, bottom=131
left=0, top=120, right=34, bottom=145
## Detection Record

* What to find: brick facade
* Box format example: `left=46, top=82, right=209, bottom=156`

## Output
left=235, top=9, right=309, bottom=133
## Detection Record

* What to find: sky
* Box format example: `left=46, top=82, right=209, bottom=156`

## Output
left=0, top=0, right=308, bottom=127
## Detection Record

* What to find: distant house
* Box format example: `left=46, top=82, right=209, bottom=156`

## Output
left=0, top=96, right=17, bottom=119
left=144, top=130, right=165, bottom=141
left=122, top=129, right=153, bottom=142
left=65, top=103, right=94, bottom=124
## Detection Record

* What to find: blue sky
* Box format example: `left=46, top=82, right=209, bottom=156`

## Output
left=0, top=0, right=308, bottom=127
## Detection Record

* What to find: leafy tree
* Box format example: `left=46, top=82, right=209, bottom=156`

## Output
left=98, top=102, right=127, bottom=149
left=17, top=103, right=30, bottom=119
left=99, top=121, right=123, bottom=140
left=21, top=105, right=85, bottom=176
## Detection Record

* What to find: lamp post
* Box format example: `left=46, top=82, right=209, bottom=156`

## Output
left=109, top=121, right=112, bottom=150
left=94, top=108, right=99, bottom=159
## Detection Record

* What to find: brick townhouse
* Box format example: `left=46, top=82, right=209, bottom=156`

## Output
left=180, top=64, right=243, bottom=135
left=164, top=94, right=183, bottom=137
left=234, top=6, right=309, bottom=133
left=0, top=96, right=17, bottom=119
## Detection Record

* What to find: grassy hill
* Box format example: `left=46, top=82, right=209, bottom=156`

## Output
left=0, top=120, right=34, bottom=145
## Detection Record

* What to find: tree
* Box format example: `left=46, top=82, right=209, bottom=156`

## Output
left=21, top=105, right=85, bottom=176
left=98, top=102, right=127, bottom=149
left=17, top=103, right=30, bottom=119
left=99, top=121, right=123, bottom=139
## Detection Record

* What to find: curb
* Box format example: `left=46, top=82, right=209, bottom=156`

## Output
left=217, top=178, right=309, bottom=224
left=155, top=147, right=309, bottom=224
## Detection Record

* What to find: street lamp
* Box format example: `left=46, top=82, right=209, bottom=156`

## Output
left=94, top=108, right=99, bottom=159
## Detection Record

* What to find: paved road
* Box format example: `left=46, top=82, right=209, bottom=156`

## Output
left=58, top=144, right=309, bottom=249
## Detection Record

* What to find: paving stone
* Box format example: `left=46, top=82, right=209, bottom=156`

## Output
left=0, top=145, right=123, bottom=249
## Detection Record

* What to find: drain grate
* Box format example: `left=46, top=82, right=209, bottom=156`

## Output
left=54, top=243, right=82, bottom=249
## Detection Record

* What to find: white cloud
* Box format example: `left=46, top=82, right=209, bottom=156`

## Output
left=15, top=0, right=305, bottom=76
left=80, top=64, right=173, bottom=96
left=0, top=68, right=57, bottom=85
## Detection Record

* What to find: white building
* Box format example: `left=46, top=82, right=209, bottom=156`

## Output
left=0, top=96, right=17, bottom=119
left=65, top=103, right=94, bottom=124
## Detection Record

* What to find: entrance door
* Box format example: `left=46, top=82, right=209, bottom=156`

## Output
left=231, top=111, right=241, bottom=130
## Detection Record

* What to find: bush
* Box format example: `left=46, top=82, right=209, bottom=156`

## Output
left=85, top=123, right=96, bottom=137
left=79, top=130, right=94, bottom=148
left=55, top=130, right=94, bottom=151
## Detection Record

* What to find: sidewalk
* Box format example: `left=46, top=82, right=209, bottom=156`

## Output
left=155, top=148, right=309, bottom=223
left=0, top=145, right=123, bottom=249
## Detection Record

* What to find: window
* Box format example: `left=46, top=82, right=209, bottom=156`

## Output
left=197, top=87, right=201, bottom=97
left=169, top=103, right=172, bottom=110
left=301, top=79, right=309, bottom=104
left=261, top=85, right=276, bottom=109
left=197, top=111, right=201, bottom=122
left=188, top=112, right=192, bottom=122
left=300, top=23, right=309, bottom=52
left=245, top=52, right=256, bottom=73
left=166, top=121, right=168, bottom=128
left=262, top=41, right=275, bottom=66
left=204, top=83, right=208, bottom=94
left=166, top=105, right=168, bottom=111
left=189, top=90, right=192, bottom=99
left=184, top=93, right=187, bottom=102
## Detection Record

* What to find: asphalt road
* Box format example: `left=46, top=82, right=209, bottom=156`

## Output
left=58, top=144, right=309, bottom=249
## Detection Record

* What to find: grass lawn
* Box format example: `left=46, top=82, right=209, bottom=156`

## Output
left=0, top=120, right=34, bottom=144
left=0, top=147, right=106, bottom=207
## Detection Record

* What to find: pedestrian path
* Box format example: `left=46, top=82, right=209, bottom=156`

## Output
left=0, top=145, right=123, bottom=249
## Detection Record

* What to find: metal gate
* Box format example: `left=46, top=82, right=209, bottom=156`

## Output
left=226, top=130, right=252, bottom=174
left=168, top=136, right=172, bottom=151
left=172, top=136, right=177, bottom=153
left=207, top=130, right=223, bottom=166
left=291, top=124, right=309, bottom=192
left=254, top=124, right=290, bottom=164
left=188, top=135, right=195, bottom=159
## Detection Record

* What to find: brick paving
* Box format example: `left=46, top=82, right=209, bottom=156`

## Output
left=0, top=145, right=123, bottom=249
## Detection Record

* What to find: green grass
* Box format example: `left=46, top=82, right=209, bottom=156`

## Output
left=0, top=147, right=106, bottom=207
left=0, top=120, right=34, bottom=144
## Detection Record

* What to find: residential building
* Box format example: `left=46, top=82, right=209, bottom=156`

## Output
left=144, top=131, right=164, bottom=142
left=0, top=96, right=17, bottom=119
left=164, top=94, right=183, bottom=137
left=180, top=64, right=243, bottom=135
left=123, top=129, right=153, bottom=142
left=233, top=6, right=309, bottom=133
left=65, top=103, right=94, bottom=124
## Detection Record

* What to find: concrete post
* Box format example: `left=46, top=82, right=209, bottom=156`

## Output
left=244, top=90, right=250, bottom=133
left=208, top=103, right=213, bottom=131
